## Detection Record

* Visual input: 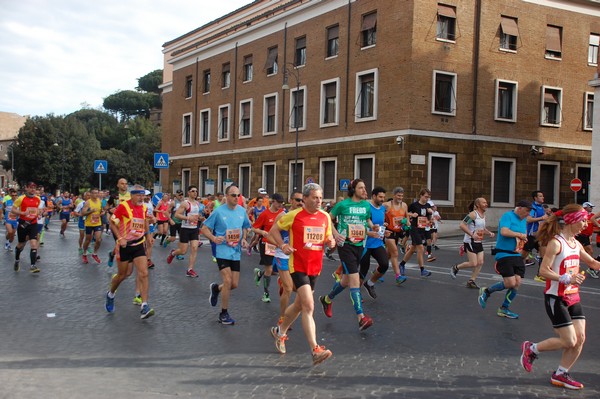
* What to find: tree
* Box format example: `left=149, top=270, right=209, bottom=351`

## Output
left=137, top=69, right=163, bottom=94
left=103, top=90, right=156, bottom=121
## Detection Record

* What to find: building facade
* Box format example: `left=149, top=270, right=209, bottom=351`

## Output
left=0, top=111, right=26, bottom=189
left=160, top=0, right=600, bottom=219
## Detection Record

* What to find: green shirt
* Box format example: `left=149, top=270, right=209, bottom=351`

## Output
left=330, top=198, right=371, bottom=246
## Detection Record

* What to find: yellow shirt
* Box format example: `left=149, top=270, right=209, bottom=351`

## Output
left=84, top=198, right=103, bottom=227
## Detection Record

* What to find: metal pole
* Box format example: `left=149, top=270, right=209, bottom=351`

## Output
left=294, top=81, right=299, bottom=191
left=10, top=143, right=14, bottom=185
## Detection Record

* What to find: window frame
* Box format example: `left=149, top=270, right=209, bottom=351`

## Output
left=432, top=70, right=457, bottom=116
left=354, top=154, right=375, bottom=194
left=494, top=79, right=518, bottom=123
left=499, top=16, right=519, bottom=52
left=589, top=33, right=599, bottom=66
left=243, top=55, right=253, bottom=83
left=490, top=157, right=516, bottom=207
left=537, top=161, right=560, bottom=208
left=319, top=157, right=337, bottom=201
left=361, top=12, right=377, bottom=49
left=263, top=162, right=276, bottom=196
left=181, top=113, right=193, bottom=147
left=289, top=85, right=307, bottom=132
left=288, top=159, right=305, bottom=194
left=354, top=68, right=379, bottom=122
left=199, top=167, right=210, bottom=197
left=295, top=36, right=307, bottom=67
left=218, top=104, right=231, bottom=142
left=584, top=92, right=594, bottom=131
left=239, top=99, right=253, bottom=139
left=263, top=93, right=278, bottom=136
left=203, top=69, right=211, bottom=94
left=265, top=46, right=279, bottom=76
left=218, top=165, right=229, bottom=194
left=545, top=25, right=562, bottom=60
left=238, top=163, right=251, bottom=199
left=185, top=75, right=193, bottom=99
left=427, top=152, right=456, bottom=206
left=326, top=24, right=339, bottom=59
left=436, top=4, right=457, bottom=43
left=199, top=108, right=211, bottom=144
left=221, top=63, right=231, bottom=89
left=540, top=85, right=562, bottom=127
left=320, top=78, right=340, bottom=128
left=181, top=168, right=191, bottom=192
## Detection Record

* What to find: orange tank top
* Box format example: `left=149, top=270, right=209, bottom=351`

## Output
left=385, top=203, right=407, bottom=233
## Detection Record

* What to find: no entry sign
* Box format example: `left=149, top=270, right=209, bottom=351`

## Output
left=570, top=178, right=583, bottom=192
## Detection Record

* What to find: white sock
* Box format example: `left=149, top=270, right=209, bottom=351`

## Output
left=531, top=343, right=539, bottom=354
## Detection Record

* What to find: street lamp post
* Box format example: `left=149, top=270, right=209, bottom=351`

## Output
left=53, top=134, right=65, bottom=192
left=10, top=141, right=15, bottom=186
left=282, top=65, right=301, bottom=192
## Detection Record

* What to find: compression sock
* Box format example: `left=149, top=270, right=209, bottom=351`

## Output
left=487, top=281, right=506, bottom=294
left=327, top=281, right=345, bottom=300
left=350, top=288, right=363, bottom=315
left=501, top=288, right=518, bottom=309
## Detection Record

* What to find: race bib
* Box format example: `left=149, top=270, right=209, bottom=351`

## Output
left=348, top=224, right=365, bottom=243
left=226, top=228, right=241, bottom=245
left=474, top=229, right=485, bottom=241
left=26, top=207, right=38, bottom=217
left=514, top=237, right=525, bottom=252
left=131, top=217, right=145, bottom=235
left=303, top=226, right=324, bottom=251
left=393, top=216, right=402, bottom=229
left=417, top=216, right=428, bottom=229
left=90, top=214, right=100, bottom=224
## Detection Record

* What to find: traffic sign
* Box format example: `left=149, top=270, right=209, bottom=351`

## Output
left=339, top=179, right=351, bottom=191
left=152, top=192, right=163, bottom=207
left=94, top=160, right=107, bottom=174
left=570, top=178, right=583, bottom=192
left=154, top=153, right=169, bottom=169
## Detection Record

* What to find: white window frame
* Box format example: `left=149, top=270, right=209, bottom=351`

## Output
left=238, top=163, right=252, bottom=198
left=289, top=85, right=307, bottom=132
left=218, top=104, right=231, bottom=142
left=222, top=64, right=231, bottom=89
left=185, top=76, right=193, bottom=99
left=320, top=78, right=340, bottom=128
left=354, top=154, right=376, bottom=190
left=494, top=79, right=518, bottom=123
left=319, top=157, right=338, bottom=201
left=427, top=152, right=456, bottom=206
left=589, top=33, right=599, bottom=66
left=199, top=167, right=209, bottom=197
left=432, top=70, right=457, bottom=116
left=263, top=93, right=278, bottom=136
left=540, top=85, right=562, bottom=127
left=354, top=68, right=379, bottom=122
left=181, top=168, right=191, bottom=192
left=490, top=157, right=516, bottom=207
left=263, top=162, right=277, bottom=195
left=218, top=165, right=229, bottom=193
left=288, top=159, right=305, bottom=194
left=436, top=4, right=457, bottom=43
left=199, top=108, right=211, bottom=144
left=243, top=55, right=253, bottom=83
left=239, top=99, right=253, bottom=139
left=537, top=161, right=560, bottom=208
left=584, top=92, right=594, bottom=131
left=181, top=112, right=193, bottom=147
left=360, top=12, right=377, bottom=49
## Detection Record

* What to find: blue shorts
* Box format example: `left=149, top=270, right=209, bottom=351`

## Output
left=5, top=220, right=18, bottom=229
left=85, top=225, right=103, bottom=234
left=78, top=218, right=85, bottom=230
left=60, top=212, right=70, bottom=222
left=273, top=257, right=289, bottom=272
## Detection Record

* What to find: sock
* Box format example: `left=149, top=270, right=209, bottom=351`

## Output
left=327, top=281, right=345, bottom=300
left=160, top=235, right=166, bottom=245
left=556, top=365, right=568, bottom=376
left=263, top=275, right=271, bottom=293
left=30, top=249, right=38, bottom=265
left=220, top=308, right=228, bottom=315
left=367, top=280, right=375, bottom=287
left=141, top=302, right=147, bottom=308
left=502, top=288, right=518, bottom=309
left=108, top=291, right=115, bottom=298
left=531, top=343, right=539, bottom=354
left=400, top=260, right=406, bottom=267
left=350, top=288, right=363, bottom=315
left=427, top=245, right=432, bottom=254
left=15, top=246, right=23, bottom=260
left=487, top=281, right=506, bottom=294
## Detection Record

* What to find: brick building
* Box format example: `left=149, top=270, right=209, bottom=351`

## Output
left=0, top=111, right=26, bottom=189
left=160, top=0, right=600, bottom=219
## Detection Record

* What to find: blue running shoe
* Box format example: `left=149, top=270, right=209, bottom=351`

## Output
left=176, top=255, right=184, bottom=261
left=209, top=282, right=220, bottom=306
left=218, top=312, right=235, bottom=325
left=140, top=304, right=155, bottom=319
left=105, top=292, right=115, bottom=313
left=497, top=307, right=518, bottom=319
left=420, top=268, right=432, bottom=277
left=162, top=240, right=169, bottom=248
left=107, top=251, right=114, bottom=267
left=478, top=287, right=489, bottom=309
left=395, top=275, right=407, bottom=285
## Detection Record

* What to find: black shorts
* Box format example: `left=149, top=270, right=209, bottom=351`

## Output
left=465, top=241, right=484, bottom=254
left=157, top=220, right=168, bottom=225
left=410, top=229, right=427, bottom=246
left=523, top=235, right=539, bottom=252
left=290, top=271, right=317, bottom=291
left=338, top=244, right=363, bottom=274
left=495, top=256, right=525, bottom=278
left=169, top=223, right=181, bottom=237
left=17, top=221, right=38, bottom=243
left=119, top=243, right=146, bottom=263
left=359, top=246, right=389, bottom=279
left=59, top=212, right=70, bottom=222
left=217, top=258, right=241, bottom=272
left=386, top=231, right=405, bottom=245
left=85, top=225, right=103, bottom=235
left=179, top=227, right=199, bottom=243
left=576, top=234, right=591, bottom=247
left=544, top=294, right=585, bottom=329
left=259, top=241, right=274, bottom=266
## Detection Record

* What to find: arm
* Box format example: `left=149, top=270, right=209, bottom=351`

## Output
left=500, top=226, right=527, bottom=241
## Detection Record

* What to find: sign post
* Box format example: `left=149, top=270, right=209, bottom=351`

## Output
left=570, top=178, right=583, bottom=203
left=154, top=153, right=169, bottom=193
left=94, top=160, right=108, bottom=191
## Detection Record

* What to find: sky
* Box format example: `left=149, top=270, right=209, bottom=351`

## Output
left=0, top=0, right=251, bottom=117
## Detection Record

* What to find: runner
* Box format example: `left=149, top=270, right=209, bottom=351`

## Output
left=164, top=189, right=184, bottom=248
left=3, top=188, right=18, bottom=251
left=520, top=204, right=600, bottom=390
left=203, top=184, right=251, bottom=325
left=384, top=187, right=409, bottom=284
left=526, top=191, right=549, bottom=281
left=81, top=188, right=104, bottom=264
left=107, top=178, right=131, bottom=267
left=10, top=182, right=42, bottom=273
left=56, top=191, right=74, bottom=237
left=154, top=193, right=171, bottom=246
left=268, top=183, right=336, bottom=365
left=247, top=195, right=267, bottom=255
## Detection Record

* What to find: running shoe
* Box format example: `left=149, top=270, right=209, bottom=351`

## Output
left=14, top=260, right=19, bottom=272
left=162, top=240, right=169, bottom=248
left=465, top=280, right=479, bottom=289
left=325, top=249, right=335, bottom=261
left=87, top=247, right=93, bottom=254
left=254, top=268, right=263, bottom=286
left=587, top=268, right=599, bottom=279
left=550, top=372, right=584, bottom=390
left=212, top=256, right=217, bottom=263
left=312, top=345, right=332, bottom=365
left=218, top=312, right=235, bottom=325
left=91, top=254, right=101, bottom=264
left=78, top=248, right=83, bottom=256
left=358, top=314, right=374, bottom=331
left=450, top=264, right=459, bottom=279
left=30, top=265, right=40, bottom=273
left=5, top=242, right=12, bottom=251
left=140, top=304, right=155, bottom=319
left=176, top=255, right=184, bottom=260
left=331, top=270, right=341, bottom=282
left=524, top=258, right=536, bottom=267
left=167, top=250, right=175, bottom=265
left=395, top=275, right=407, bottom=285
left=107, top=251, right=115, bottom=267
left=271, top=326, right=288, bottom=354
left=186, top=269, right=199, bottom=278
left=105, top=292, right=115, bottom=313
left=132, top=295, right=142, bottom=306
left=420, top=268, right=432, bottom=277
left=533, top=275, right=546, bottom=282
left=147, top=260, right=155, bottom=269
left=262, top=292, right=271, bottom=303
left=520, top=341, right=537, bottom=372
left=363, top=281, right=377, bottom=299
left=319, top=295, right=333, bottom=318
left=82, top=255, right=89, bottom=264
left=478, top=287, right=489, bottom=309
left=434, top=245, right=440, bottom=250
left=497, top=307, right=519, bottom=319
left=427, top=255, right=436, bottom=262
left=209, top=282, right=220, bottom=306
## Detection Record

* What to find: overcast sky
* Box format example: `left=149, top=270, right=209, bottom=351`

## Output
left=0, top=0, right=250, bottom=117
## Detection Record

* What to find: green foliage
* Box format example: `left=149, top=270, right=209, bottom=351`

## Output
left=137, top=69, right=163, bottom=94
left=103, top=90, right=155, bottom=121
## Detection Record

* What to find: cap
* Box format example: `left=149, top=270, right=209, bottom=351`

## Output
left=582, top=201, right=595, bottom=208
left=144, top=190, right=151, bottom=196
left=258, top=188, right=267, bottom=195
left=516, top=200, right=533, bottom=209
left=271, top=193, right=285, bottom=203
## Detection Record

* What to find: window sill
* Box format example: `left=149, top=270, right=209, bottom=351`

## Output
left=203, top=92, right=210, bottom=96
left=499, top=48, right=517, bottom=54
left=435, top=38, right=456, bottom=44
left=181, top=143, right=192, bottom=147
left=360, top=44, right=376, bottom=50
left=199, top=141, right=210, bottom=145
left=217, top=137, right=229, bottom=142
left=266, top=72, right=278, bottom=77
left=325, top=55, right=339, bottom=61
left=588, top=63, right=598, bottom=67
left=242, top=80, right=252, bottom=84
left=544, top=55, right=562, bottom=61
left=262, top=131, right=277, bottom=136
left=583, top=127, right=593, bottom=132
left=432, top=111, right=456, bottom=117
left=320, top=122, right=339, bottom=128
left=238, top=134, right=252, bottom=140
left=288, top=127, right=307, bottom=133
left=540, top=122, right=561, bottom=128
left=354, top=116, right=377, bottom=123
left=494, top=117, right=517, bottom=123
left=185, top=96, right=192, bottom=100
left=221, top=86, right=230, bottom=90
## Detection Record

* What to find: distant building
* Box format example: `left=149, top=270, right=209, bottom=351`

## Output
left=160, top=0, right=600, bottom=219
left=0, top=111, right=26, bottom=188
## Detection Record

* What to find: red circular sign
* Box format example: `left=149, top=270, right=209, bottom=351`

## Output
left=570, top=178, right=583, bottom=192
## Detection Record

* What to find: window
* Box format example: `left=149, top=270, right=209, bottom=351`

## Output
left=589, top=34, right=599, bottom=65
left=199, top=167, right=209, bottom=196
left=427, top=153, right=456, bottom=205
left=436, top=4, right=456, bottom=42
left=203, top=69, right=211, bottom=93
left=265, top=46, right=278, bottom=75
left=361, top=12, right=377, bottom=47
left=545, top=25, right=562, bottom=59
left=355, top=69, right=378, bottom=121
left=290, top=86, right=306, bottom=130
left=500, top=16, right=518, bottom=51
left=355, top=155, right=374, bottom=194
left=320, top=79, right=339, bottom=127
left=263, top=162, right=276, bottom=195
left=199, top=109, right=210, bottom=143
left=491, top=158, right=515, bottom=206
left=540, top=86, right=562, bottom=126
left=182, top=113, right=192, bottom=146
left=289, top=160, right=304, bottom=193
left=432, top=70, right=457, bottom=116
left=263, top=93, right=278, bottom=135
left=495, top=79, right=518, bottom=122
left=320, top=158, right=337, bottom=200
left=218, top=104, right=230, bottom=141
left=295, top=36, right=306, bottom=67
left=584, top=92, right=594, bottom=131
left=239, top=164, right=251, bottom=199
left=222, top=63, right=231, bottom=89
left=218, top=166, right=229, bottom=193
left=326, top=25, right=339, bottom=58
left=243, top=55, right=253, bottom=82
left=182, top=169, right=191, bottom=192
left=185, top=76, right=193, bottom=98
left=538, top=162, right=560, bottom=207
left=239, top=99, right=253, bottom=138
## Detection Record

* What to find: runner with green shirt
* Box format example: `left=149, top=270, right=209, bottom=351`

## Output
left=319, top=179, right=374, bottom=331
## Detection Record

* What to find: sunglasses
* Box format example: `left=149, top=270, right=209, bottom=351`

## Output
left=293, top=198, right=303, bottom=202
left=229, top=193, right=240, bottom=198
left=189, top=189, right=198, bottom=193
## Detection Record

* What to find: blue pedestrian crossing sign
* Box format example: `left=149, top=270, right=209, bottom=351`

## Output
left=154, top=153, right=169, bottom=169
left=94, top=160, right=108, bottom=174
left=339, top=179, right=351, bottom=191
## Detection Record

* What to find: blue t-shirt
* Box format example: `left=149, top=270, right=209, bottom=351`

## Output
left=203, top=204, right=251, bottom=261
left=365, top=203, right=385, bottom=249
left=526, top=202, right=545, bottom=235
left=495, top=210, right=526, bottom=260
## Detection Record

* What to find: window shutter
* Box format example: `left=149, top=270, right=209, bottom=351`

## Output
left=437, top=4, right=456, bottom=18
left=265, top=47, right=277, bottom=69
left=546, top=25, right=562, bottom=52
left=500, top=17, right=519, bottom=37
left=328, top=25, right=339, bottom=40
left=361, top=13, right=377, bottom=31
